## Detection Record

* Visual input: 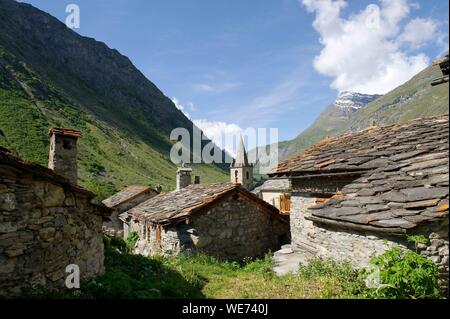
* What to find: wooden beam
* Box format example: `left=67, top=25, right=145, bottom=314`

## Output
left=156, top=225, right=162, bottom=251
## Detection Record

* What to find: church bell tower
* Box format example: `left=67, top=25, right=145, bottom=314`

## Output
left=230, top=135, right=253, bottom=190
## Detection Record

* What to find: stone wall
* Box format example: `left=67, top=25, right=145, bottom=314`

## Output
left=414, top=222, right=449, bottom=293
left=48, top=130, right=79, bottom=185
left=131, top=195, right=289, bottom=260
left=291, top=193, right=449, bottom=291
left=134, top=223, right=187, bottom=257
left=0, top=165, right=107, bottom=296
left=103, top=191, right=157, bottom=238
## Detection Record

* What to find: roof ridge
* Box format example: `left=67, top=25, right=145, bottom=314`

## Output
left=272, top=114, right=449, bottom=176
left=126, top=182, right=283, bottom=225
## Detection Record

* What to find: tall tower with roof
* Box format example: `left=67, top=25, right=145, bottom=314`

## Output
left=230, top=135, right=253, bottom=190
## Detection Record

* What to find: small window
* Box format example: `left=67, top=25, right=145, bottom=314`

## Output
left=234, top=170, right=238, bottom=183
left=246, top=171, right=249, bottom=180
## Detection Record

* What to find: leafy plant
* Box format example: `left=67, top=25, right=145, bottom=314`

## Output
left=243, top=254, right=274, bottom=276
left=298, top=258, right=354, bottom=280
left=125, top=231, right=139, bottom=252
left=362, top=247, right=440, bottom=299
left=297, top=257, right=367, bottom=297
left=407, top=235, right=428, bottom=252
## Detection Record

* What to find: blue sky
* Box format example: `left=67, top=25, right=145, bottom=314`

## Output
left=21, top=0, right=449, bottom=150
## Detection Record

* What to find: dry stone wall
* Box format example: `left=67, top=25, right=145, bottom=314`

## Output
left=291, top=193, right=449, bottom=291
left=103, top=191, right=157, bottom=238
left=132, top=196, right=289, bottom=260
left=0, top=165, right=107, bottom=296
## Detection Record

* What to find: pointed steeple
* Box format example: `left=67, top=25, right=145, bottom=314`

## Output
left=230, top=135, right=253, bottom=190
left=233, top=135, right=250, bottom=167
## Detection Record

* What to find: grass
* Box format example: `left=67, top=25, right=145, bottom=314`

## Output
left=0, top=47, right=229, bottom=199
left=24, top=236, right=445, bottom=299
left=25, top=237, right=368, bottom=299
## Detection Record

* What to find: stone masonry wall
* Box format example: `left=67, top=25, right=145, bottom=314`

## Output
left=103, top=191, right=157, bottom=238
left=48, top=133, right=78, bottom=185
left=132, top=195, right=289, bottom=260
left=0, top=165, right=106, bottom=296
left=189, top=197, right=288, bottom=260
left=134, top=223, right=187, bottom=257
left=291, top=193, right=449, bottom=291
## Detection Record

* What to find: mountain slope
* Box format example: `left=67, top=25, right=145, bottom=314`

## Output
left=0, top=0, right=228, bottom=198
left=345, top=63, right=449, bottom=131
left=250, top=91, right=380, bottom=174
left=251, top=63, right=448, bottom=176
left=278, top=91, right=380, bottom=160
left=281, top=63, right=448, bottom=161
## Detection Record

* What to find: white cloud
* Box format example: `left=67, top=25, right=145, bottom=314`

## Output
left=171, top=97, right=190, bottom=119
left=193, top=119, right=243, bottom=156
left=301, top=0, right=440, bottom=94
left=192, top=82, right=240, bottom=93
left=399, top=18, right=438, bottom=49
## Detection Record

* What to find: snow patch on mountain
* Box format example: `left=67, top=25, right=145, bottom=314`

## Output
left=334, top=91, right=382, bottom=110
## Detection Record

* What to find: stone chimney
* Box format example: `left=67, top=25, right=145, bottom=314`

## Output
left=194, top=176, right=201, bottom=184
left=48, top=128, right=81, bottom=184
left=176, top=164, right=192, bottom=190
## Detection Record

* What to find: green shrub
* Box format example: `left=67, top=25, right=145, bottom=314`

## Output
left=362, top=247, right=440, bottom=299
left=299, top=258, right=355, bottom=281
left=104, top=235, right=128, bottom=253
left=125, top=231, right=139, bottom=252
left=297, top=258, right=366, bottom=297
left=243, top=254, right=274, bottom=276
left=407, top=235, right=428, bottom=253
left=111, top=237, right=127, bottom=252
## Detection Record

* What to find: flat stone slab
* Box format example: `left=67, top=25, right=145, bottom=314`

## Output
left=273, top=244, right=313, bottom=276
left=276, top=247, right=294, bottom=254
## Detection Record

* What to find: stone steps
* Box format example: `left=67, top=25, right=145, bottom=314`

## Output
left=273, top=244, right=315, bottom=276
left=295, top=239, right=318, bottom=254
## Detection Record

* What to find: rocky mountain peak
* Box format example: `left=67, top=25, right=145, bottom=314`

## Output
left=334, top=91, right=382, bottom=110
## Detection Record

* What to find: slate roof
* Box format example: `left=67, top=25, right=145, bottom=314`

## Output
left=297, top=115, right=449, bottom=234
left=0, top=147, right=109, bottom=214
left=103, top=185, right=157, bottom=208
left=252, top=179, right=290, bottom=193
left=48, top=127, right=81, bottom=138
left=127, top=183, right=285, bottom=226
left=270, top=115, right=449, bottom=177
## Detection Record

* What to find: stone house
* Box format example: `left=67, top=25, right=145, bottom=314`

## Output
left=121, top=182, right=289, bottom=260
left=102, top=185, right=159, bottom=237
left=252, top=179, right=291, bottom=213
left=269, top=115, right=449, bottom=290
left=0, top=128, right=110, bottom=296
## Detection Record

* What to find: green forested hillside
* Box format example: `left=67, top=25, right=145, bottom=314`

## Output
left=0, top=0, right=228, bottom=198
